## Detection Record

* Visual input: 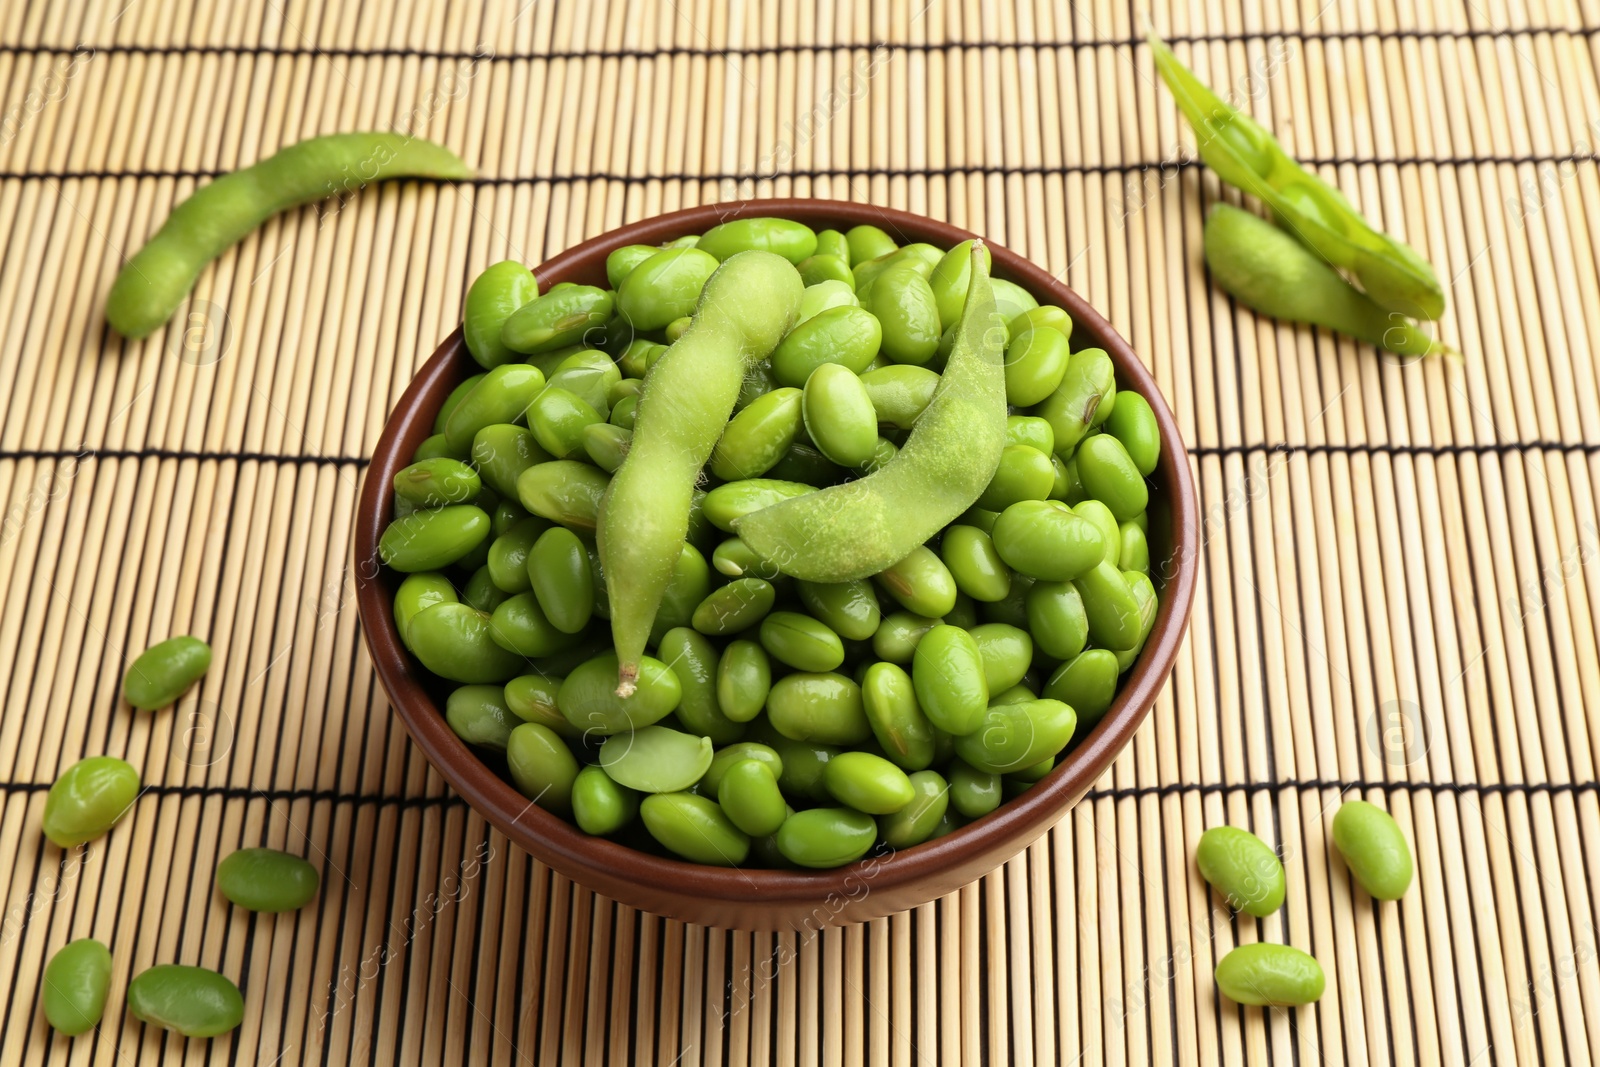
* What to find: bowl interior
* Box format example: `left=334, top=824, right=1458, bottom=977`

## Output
left=355, top=199, right=1198, bottom=929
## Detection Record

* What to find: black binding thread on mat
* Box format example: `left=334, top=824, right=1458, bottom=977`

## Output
left=10, top=149, right=1598, bottom=185
left=2, top=777, right=1595, bottom=806
left=0, top=447, right=369, bottom=466
left=0, top=25, right=1592, bottom=63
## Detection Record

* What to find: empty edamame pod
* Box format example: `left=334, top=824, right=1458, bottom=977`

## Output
left=1150, top=32, right=1444, bottom=321
left=107, top=133, right=473, bottom=337
left=1204, top=205, right=1449, bottom=359
left=599, top=251, right=803, bottom=695
left=736, top=252, right=1007, bottom=582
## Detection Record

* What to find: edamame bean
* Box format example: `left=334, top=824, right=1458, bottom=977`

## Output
left=1003, top=327, right=1071, bottom=407
left=969, top=623, right=1033, bottom=694
left=616, top=246, right=722, bottom=329
left=703, top=742, right=785, bottom=794
left=940, top=525, right=1011, bottom=602
left=527, top=526, right=594, bottom=634
left=506, top=723, right=579, bottom=813
left=860, top=435, right=899, bottom=473
left=990, top=499, right=1104, bottom=581
left=953, top=697, right=1076, bottom=774
left=408, top=603, right=526, bottom=682
left=411, top=434, right=464, bottom=462
left=107, top=133, right=472, bottom=338
left=393, top=458, right=480, bottom=507
left=1011, top=304, right=1073, bottom=338
left=796, top=579, right=881, bottom=641
left=517, top=460, right=609, bottom=529
left=649, top=543, right=714, bottom=642
left=875, top=546, right=958, bottom=618
left=380, top=584, right=451, bottom=654
left=526, top=386, right=603, bottom=459
left=215, top=847, right=321, bottom=912
left=862, top=266, right=941, bottom=364
left=692, top=577, right=776, bottom=635
left=701, top=478, right=816, bottom=531
left=717, top=759, right=789, bottom=836
left=815, top=229, right=850, bottom=261
left=502, top=285, right=613, bottom=354
left=877, top=770, right=950, bottom=848
left=856, top=364, right=941, bottom=429
left=845, top=225, right=898, bottom=265
left=1118, top=522, right=1151, bottom=573
left=949, top=759, right=1002, bottom=818
left=713, top=537, right=783, bottom=580
left=859, top=661, right=937, bottom=770
left=607, top=244, right=660, bottom=288
left=42, top=756, right=140, bottom=847
left=697, top=217, right=818, bottom=264
left=1116, top=570, right=1159, bottom=670
left=1331, top=799, right=1414, bottom=900
left=770, top=305, right=883, bottom=387
left=557, top=653, right=681, bottom=735
left=1073, top=499, right=1122, bottom=567
left=1213, top=944, right=1326, bottom=1007
left=126, top=965, right=244, bottom=1037
left=489, top=592, right=581, bottom=657
left=797, top=256, right=856, bottom=290
left=928, top=240, right=991, bottom=327
left=759, top=611, right=846, bottom=672
left=464, top=261, right=539, bottom=368
left=1006, top=415, right=1055, bottom=455
left=823, top=751, right=914, bottom=814
left=912, top=625, right=988, bottom=735
left=1076, top=435, right=1149, bottom=520
left=445, top=684, right=521, bottom=749
left=473, top=424, right=551, bottom=498
left=436, top=374, right=486, bottom=433
left=776, top=807, right=878, bottom=868
left=41, top=938, right=112, bottom=1035
left=571, top=765, right=639, bottom=835
left=1195, top=826, right=1286, bottom=916
left=716, top=640, right=772, bottom=722
left=977, top=444, right=1056, bottom=511
left=640, top=793, right=750, bottom=865
left=710, top=387, right=803, bottom=480
left=504, top=674, right=576, bottom=736
left=990, top=278, right=1038, bottom=323
left=492, top=500, right=530, bottom=538
left=1076, top=561, right=1144, bottom=650
left=444, top=364, right=547, bottom=451
left=1037, top=348, right=1115, bottom=454
left=658, top=627, right=744, bottom=744
left=1104, top=391, right=1160, bottom=476
left=767, top=672, right=871, bottom=745
left=380, top=505, right=491, bottom=572
left=123, top=635, right=212, bottom=710
left=872, top=611, right=941, bottom=663
left=599, top=726, right=714, bottom=792
left=486, top=516, right=544, bottom=593
left=802, top=363, right=878, bottom=467
left=1043, top=649, right=1120, bottom=725
left=461, top=565, right=510, bottom=613
left=664, top=316, right=693, bottom=342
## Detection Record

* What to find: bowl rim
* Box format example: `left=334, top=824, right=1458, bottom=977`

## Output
left=355, top=198, right=1199, bottom=923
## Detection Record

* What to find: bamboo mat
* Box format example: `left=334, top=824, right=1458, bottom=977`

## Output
left=1, top=0, right=1598, bottom=1062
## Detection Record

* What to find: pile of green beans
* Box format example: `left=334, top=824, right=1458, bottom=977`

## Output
left=382, top=217, right=1169, bottom=869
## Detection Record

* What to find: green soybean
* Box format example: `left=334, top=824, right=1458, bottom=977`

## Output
left=1119, top=522, right=1151, bottom=573
left=518, top=460, right=609, bottom=530
left=770, top=305, right=883, bottom=386
left=822, top=751, right=914, bottom=814
left=525, top=526, right=594, bottom=634
left=1195, top=826, right=1287, bottom=917
left=107, top=133, right=472, bottom=338
left=872, top=611, right=942, bottom=664
left=444, top=364, right=547, bottom=452
left=408, top=603, right=526, bottom=683
left=599, top=726, right=714, bottom=793
left=1105, top=391, right=1161, bottom=476
left=506, top=722, right=579, bottom=813
left=640, top=793, right=750, bottom=865
left=485, top=516, right=543, bottom=593
left=1075, top=435, right=1149, bottom=520
left=796, top=579, right=882, bottom=641
left=759, top=611, right=846, bottom=672
left=862, top=266, right=942, bottom=364
left=875, top=546, right=958, bottom=618
left=436, top=374, right=485, bottom=433
left=717, top=759, right=789, bottom=836
left=928, top=240, right=991, bottom=327
left=1003, top=327, right=1072, bottom=407
left=697, top=217, right=818, bottom=263
left=502, top=285, right=613, bottom=354
left=504, top=674, right=575, bottom=736
left=123, top=635, right=212, bottom=710
left=977, top=444, right=1056, bottom=511
left=692, top=577, right=777, bottom=636
left=1076, top=561, right=1144, bottom=650
left=990, top=500, right=1104, bottom=581
left=393, top=458, right=480, bottom=507
left=607, top=244, right=660, bottom=288
left=703, top=742, right=785, bottom=794
left=126, top=965, right=244, bottom=1037
left=710, top=386, right=803, bottom=480
left=411, top=433, right=464, bottom=462
left=464, top=261, right=539, bottom=368
left=797, top=256, right=857, bottom=291
left=716, top=640, right=772, bottom=722
left=1006, top=414, right=1056, bottom=455
left=1331, top=799, right=1414, bottom=900
left=982, top=571, right=1036, bottom=630
left=969, top=623, right=1033, bottom=694
left=489, top=592, right=581, bottom=657
left=776, top=807, right=878, bottom=868
left=572, top=765, right=639, bottom=835
left=767, top=672, right=871, bottom=745
left=803, top=363, right=879, bottom=468
left=445, top=684, right=521, bottom=750
left=380, top=505, right=491, bottom=572
left=1037, top=348, right=1115, bottom=454
left=394, top=573, right=457, bottom=648
left=702, top=479, right=817, bottom=532
left=877, top=770, right=950, bottom=849
left=526, top=387, right=603, bottom=459
left=912, top=624, right=989, bottom=736
left=616, top=246, right=722, bottom=330
left=215, top=847, right=321, bottom=912
left=953, top=697, right=1076, bottom=774
left=657, top=627, right=744, bottom=744
left=651, top=543, right=714, bottom=642
left=557, top=653, right=681, bottom=735
left=1071, top=499, right=1122, bottom=567
left=845, top=225, right=898, bottom=264
left=41, top=938, right=112, bottom=1035
left=1043, top=649, right=1121, bottom=725
left=461, top=565, right=510, bottom=613
left=42, top=756, right=141, bottom=847
left=1011, top=304, right=1073, bottom=338
left=735, top=257, right=1006, bottom=582
left=855, top=364, right=941, bottom=429
left=949, top=759, right=1002, bottom=818
left=989, top=278, right=1038, bottom=323
left=860, top=661, right=937, bottom=771
left=472, top=424, right=550, bottom=499
left=1213, top=944, right=1326, bottom=1007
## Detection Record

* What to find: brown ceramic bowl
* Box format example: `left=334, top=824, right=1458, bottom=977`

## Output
left=355, top=200, right=1198, bottom=931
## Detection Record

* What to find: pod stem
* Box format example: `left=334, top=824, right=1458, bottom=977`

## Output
left=615, top=662, right=639, bottom=699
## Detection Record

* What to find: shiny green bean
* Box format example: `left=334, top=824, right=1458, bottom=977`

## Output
left=42, top=756, right=141, bottom=847
left=41, top=939, right=112, bottom=1035
left=126, top=965, right=244, bottom=1037
left=215, top=848, right=321, bottom=913
left=123, top=635, right=212, bottom=710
